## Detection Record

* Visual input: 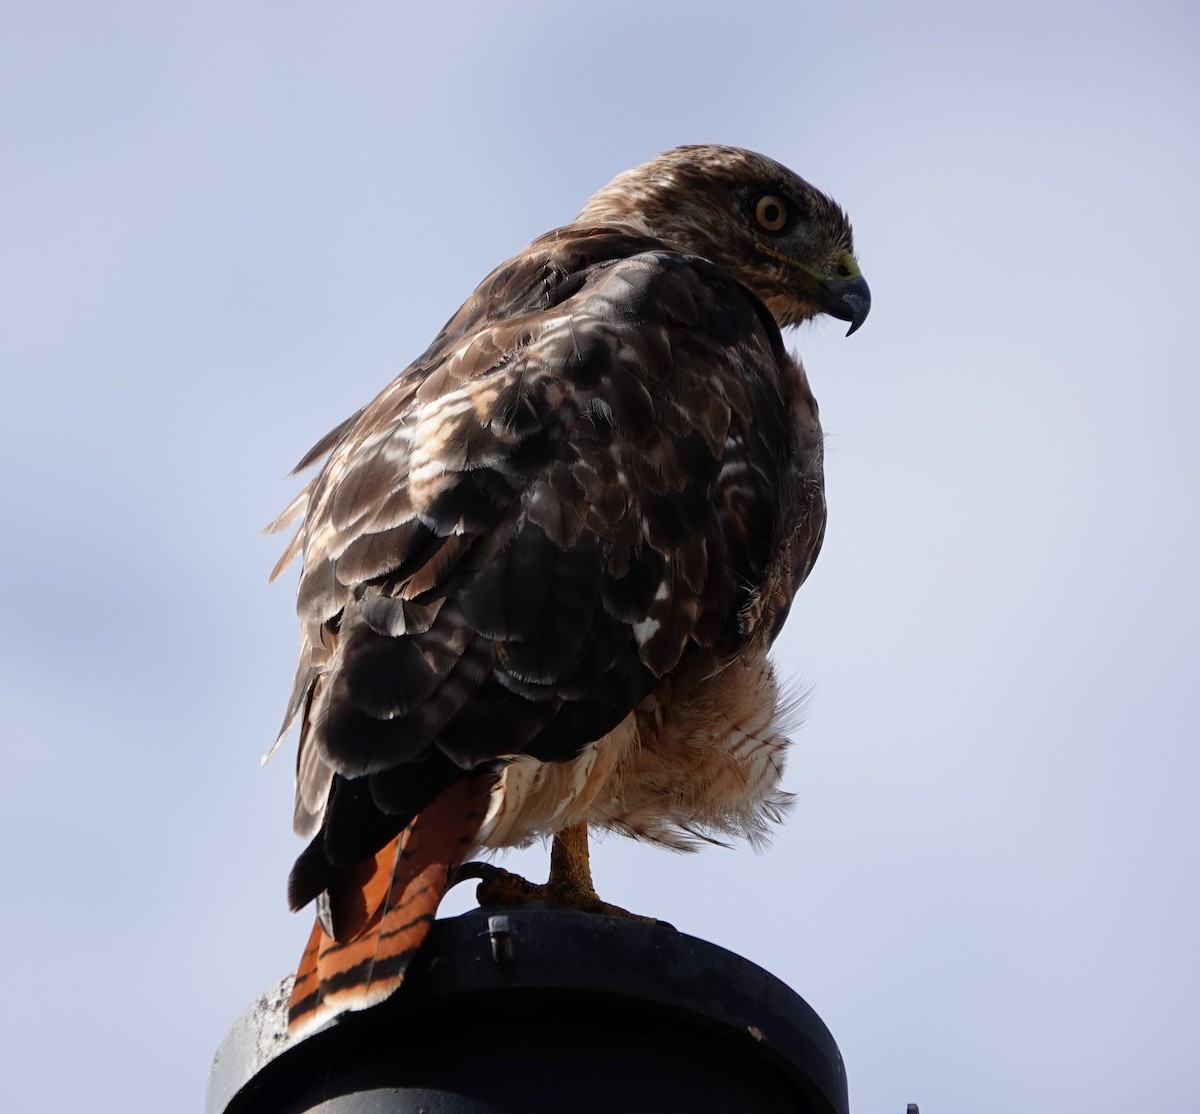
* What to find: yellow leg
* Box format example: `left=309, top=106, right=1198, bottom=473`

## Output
left=546, top=822, right=597, bottom=902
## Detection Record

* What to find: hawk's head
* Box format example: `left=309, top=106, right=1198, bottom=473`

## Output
left=578, top=143, right=870, bottom=334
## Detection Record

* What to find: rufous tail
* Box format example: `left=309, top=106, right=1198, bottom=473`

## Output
left=287, top=776, right=493, bottom=1037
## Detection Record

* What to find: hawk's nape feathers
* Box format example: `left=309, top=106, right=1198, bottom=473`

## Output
left=269, top=144, right=869, bottom=1036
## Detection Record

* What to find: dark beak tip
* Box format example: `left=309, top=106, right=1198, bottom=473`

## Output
left=842, top=291, right=870, bottom=336
left=817, top=272, right=870, bottom=337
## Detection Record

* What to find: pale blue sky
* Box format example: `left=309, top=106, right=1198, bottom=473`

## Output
left=3, top=3, right=1198, bottom=1111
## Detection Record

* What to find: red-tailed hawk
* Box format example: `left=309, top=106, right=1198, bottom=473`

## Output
left=269, top=144, right=869, bottom=1036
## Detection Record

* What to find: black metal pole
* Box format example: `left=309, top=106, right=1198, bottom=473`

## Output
left=207, top=904, right=849, bottom=1114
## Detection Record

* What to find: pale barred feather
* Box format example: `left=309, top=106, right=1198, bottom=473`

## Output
left=293, top=757, right=333, bottom=838
left=266, top=411, right=363, bottom=582
left=473, top=649, right=805, bottom=856
left=597, top=649, right=805, bottom=850
left=478, top=718, right=639, bottom=849
left=265, top=489, right=312, bottom=583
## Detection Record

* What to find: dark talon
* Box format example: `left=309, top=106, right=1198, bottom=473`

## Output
left=448, top=860, right=502, bottom=888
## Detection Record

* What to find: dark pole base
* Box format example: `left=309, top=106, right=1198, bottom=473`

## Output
left=207, top=904, right=848, bottom=1114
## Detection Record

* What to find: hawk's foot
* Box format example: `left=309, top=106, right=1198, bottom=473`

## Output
left=453, top=861, right=658, bottom=923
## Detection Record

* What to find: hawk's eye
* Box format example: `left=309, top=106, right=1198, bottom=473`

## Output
left=753, top=193, right=790, bottom=233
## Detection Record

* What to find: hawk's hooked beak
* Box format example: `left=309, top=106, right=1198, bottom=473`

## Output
left=813, top=251, right=871, bottom=336
left=756, top=244, right=872, bottom=335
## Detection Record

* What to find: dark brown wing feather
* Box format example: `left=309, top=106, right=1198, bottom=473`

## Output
left=278, top=226, right=819, bottom=909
